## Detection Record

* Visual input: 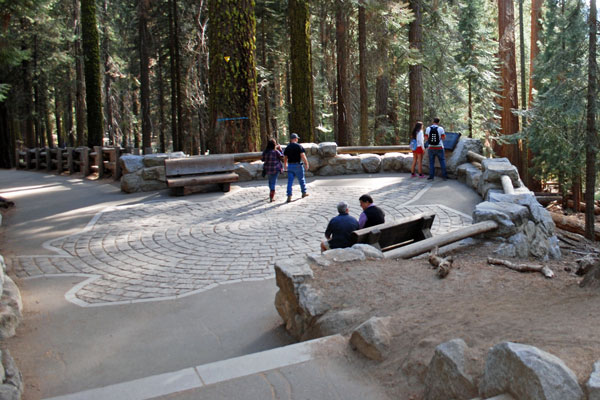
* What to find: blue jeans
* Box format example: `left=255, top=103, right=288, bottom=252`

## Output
left=268, top=173, right=279, bottom=191
left=428, top=148, right=448, bottom=179
left=287, top=163, right=307, bottom=196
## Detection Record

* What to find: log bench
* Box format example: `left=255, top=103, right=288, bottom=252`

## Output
left=164, top=154, right=239, bottom=196
left=351, top=212, right=436, bottom=252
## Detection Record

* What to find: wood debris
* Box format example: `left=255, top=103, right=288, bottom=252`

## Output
left=487, top=257, right=554, bottom=279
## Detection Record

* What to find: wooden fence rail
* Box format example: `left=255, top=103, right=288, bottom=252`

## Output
left=15, top=146, right=133, bottom=180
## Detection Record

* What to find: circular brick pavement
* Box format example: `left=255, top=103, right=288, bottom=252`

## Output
left=12, top=177, right=472, bottom=305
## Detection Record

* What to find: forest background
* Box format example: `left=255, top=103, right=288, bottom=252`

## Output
left=0, top=0, right=598, bottom=236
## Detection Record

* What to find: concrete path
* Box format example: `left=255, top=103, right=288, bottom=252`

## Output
left=0, top=169, right=481, bottom=399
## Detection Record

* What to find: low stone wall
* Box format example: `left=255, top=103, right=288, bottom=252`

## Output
left=120, top=139, right=484, bottom=193
left=0, top=216, right=24, bottom=399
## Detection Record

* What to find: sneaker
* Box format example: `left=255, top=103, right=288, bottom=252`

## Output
left=302, top=192, right=309, bottom=198
left=419, top=174, right=425, bottom=178
left=411, top=173, right=416, bottom=177
left=286, top=196, right=292, bottom=203
left=427, top=177, right=434, bottom=180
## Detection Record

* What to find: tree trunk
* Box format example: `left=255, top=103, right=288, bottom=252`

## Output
left=496, top=0, right=521, bottom=173
left=172, top=0, right=184, bottom=152
left=468, top=78, right=473, bottom=138
left=168, top=0, right=179, bottom=151
left=408, top=0, right=423, bottom=139
left=102, top=0, right=115, bottom=146
left=261, top=24, right=272, bottom=142
left=65, top=82, right=75, bottom=147
left=157, top=51, right=167, bottom=153
left=81, top=0, right=104, bottom=147
left=0, top=102, right=12, bottom=168
left=335, top=0, right=350, bottom=146
left=73, top=0, right=86, bottom=146
left=42, top=78, right=54, bottom=148
left=207, top=0, right=260, bottom=153
left=54, top=89, right=63, bottom=147
left=21, top=25, right=35, bottom=148
left=139, top=0, right=152, bottom=153
left=288, top=0, right=315, bottom=143
left=374, top=75, right=389, bottom=145
left=585, top=0, right=597, bottom=240
left=358, top=3, right=368, bottom=146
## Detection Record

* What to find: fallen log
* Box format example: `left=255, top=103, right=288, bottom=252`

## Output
left=487, top=257, right=555, bottom=278
left=536, top=196, right=562, bottom=206
left=567, top=200, right=600, bottom=215
left=549, top=211, right=600, bottom=241
left=428, top=247, right=454, bottom=278
left=384, top=221, right=499, bottom=260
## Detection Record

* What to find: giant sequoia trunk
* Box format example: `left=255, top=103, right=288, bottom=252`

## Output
left=102, top=0, right=115, bottom=146
left=0, top=102, right=12, bottom=168
left=496, top=0, right=521, bottom=174
left=408, top=0, right=423, bottom=138
left=74, top=0, right=86, bottom=147
left=139, top=0, right=152, bottom=153
left=358, top=3, right=369, bottom=146
left=335, top=0, right=350, bottom=146
left=288, top=0, right=315, bottom=142
left=81, top=0, right=104, bottom=147
left=585, top=0, right=597, bottom=240
left=207, top=0, right=260, bottom=153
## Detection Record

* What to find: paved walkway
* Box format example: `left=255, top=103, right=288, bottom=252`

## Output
left=9, top=174, right=472, bottom=306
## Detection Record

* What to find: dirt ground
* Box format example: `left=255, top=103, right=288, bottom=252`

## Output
left=311, top=230, right=600, bottom=399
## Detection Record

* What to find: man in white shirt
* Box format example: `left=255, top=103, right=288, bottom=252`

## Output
left=424, top=117, right=448, bottom=181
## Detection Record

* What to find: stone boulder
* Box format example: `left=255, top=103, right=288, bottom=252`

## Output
left=235, top=161, right=262, bottom=181
left=480, top=158, right=521, bottom=187
left=120, top=154, right=144, bottom=174
left=120, top=171, right=143, bottom=193
left=479, top=342, right=583, bottom=400
left=0, top=350, right=23, bottom=400
left=359, top=154, right=382, bottom=173
left=139, top=179, right=167, bottom=192
left=351, top=244, right=384, bottom=259
left=319, top=142, right=338, bottom=158
left=326, top=154, right=363, bottom=174
left=303, top=308, right=365, bottom=341
left=306, top=154, right=323, bottom=173
left=321, top=248, right=366, bottom=263
left=586, top=360, right=600, bottom=400
left=0, top=276, right=22, bottom=340
left=457, top=163, right=481, bottom=187
left=424, top=338, right=478, bottom=400
left=381, top=153, right=405, bottom=171
left=302, top=143, right=319, bottom=156
left=141, top=166, right=166, bottom=182
left=487, top=193, right=556, bottom=237
left=446, top=138, right=484, bottom=174
left=350, top=316, right=392, bottom=361
left=472, top=202, right=529, bottom=237
left=142, top=151, right=185, bottom=167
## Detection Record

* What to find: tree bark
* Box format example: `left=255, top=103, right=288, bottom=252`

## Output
left=288, top=0, right=315, bottom=143
left=550, top=211, right=600, bottom=241
left=0, top=102, right=12, bottom=168
left=102, top=0, right=115, bottom=146
left=358, top=3, right=369, bottom=146
left=408, top=0, right=423, bottom=139
left=139, top=0, right=152, bottom=153
left=54, top=89, right=63, bottom=147
left=207, top=0, right=260, bottom=153
left=168, top=0, right=179, bottom=151
left=374, top=75, right=389, bottom=145
left=585, top=0, right=597, bottom=241
left=496, top=0, right=521, bottom=174
left=335, top=0, right=350, bottom=146
left=81, top=0, right=104, bottom=147
left=157, top=51, right=167, bottom=153
left=261, top=24, right=271, bottom=142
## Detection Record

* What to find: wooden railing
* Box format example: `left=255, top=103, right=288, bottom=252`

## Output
left=14, top=146, right=138, bottom=180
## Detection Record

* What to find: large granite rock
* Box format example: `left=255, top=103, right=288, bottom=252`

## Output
left=481, top=158, right=521, bottom=187
left=326, top=154, right=363, bottom=174
left=303, top=308, right=365, bottom=341
left=141, top=166, right=166, bottom=182
left=359, top=154, right=382, bottom=173
left=587, top=360, right=600, bottom=400
left=142, top=151, right=185, bottom=167
left=0, top=350, right=22, bottom=400
left=0, top=276, right=23, bottom=340
left=235, top=161, right=262, bottom=181
left=321, top=248, right=366, bottom=263
left=446, top=138, right=484, bottom=174
left=120, top=154, right=144, bottom=174
left=488, top=192, right=555, bottom=237
left=424, top=338, right=478, bottom=400
left=351, top=244, right=384, bottom=259
left=472, top=202, right=529, bottom=237
left=350, top=316, right=392, bottom=361
left=302, top=143, right=319, bottom=156
left=319, top=142, right=338, bottom=158
left=480, top=342, right=583, bottom=400
left=381, top=153, right=405, bottom=171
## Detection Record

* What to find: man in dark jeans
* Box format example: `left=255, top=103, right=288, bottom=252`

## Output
left=283, top=133, right=310, bottom=203
left=424, top=117, right=448, bottom=180
left=321, top=201, right=360, bottom=252
left=358, top=194, right=385, bottom=229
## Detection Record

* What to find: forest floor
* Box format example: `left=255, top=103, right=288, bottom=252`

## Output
left=310, top=224, right=600, bottom=399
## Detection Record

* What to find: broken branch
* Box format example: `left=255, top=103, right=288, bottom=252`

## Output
left=487, top=257, right=555, bottom=279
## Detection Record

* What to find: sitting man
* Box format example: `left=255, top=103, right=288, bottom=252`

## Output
left=321, top=201, right=359, bottom=252
left=358, top=194, right=385, bottom=229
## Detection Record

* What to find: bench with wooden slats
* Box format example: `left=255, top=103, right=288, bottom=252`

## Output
left=351, top=212, right=436, bottom=252
left=164, top=154, right=239, bottom=196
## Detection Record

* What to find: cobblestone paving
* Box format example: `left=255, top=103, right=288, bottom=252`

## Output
left=11, top=177, right=472, bottom=306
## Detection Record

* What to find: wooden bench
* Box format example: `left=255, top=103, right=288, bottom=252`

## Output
left=164, top=154, right=239, bottom=196
left=351, top=212, right=436, bottom=252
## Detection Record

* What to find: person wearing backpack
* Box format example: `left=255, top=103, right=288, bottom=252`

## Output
left=424, top=117, right=448, bottom=180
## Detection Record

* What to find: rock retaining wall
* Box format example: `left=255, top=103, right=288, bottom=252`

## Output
left=120, top=139, right=483, bottom=193
left=0, top=217, right=24, bottom=399
left=459, top=157, right=561, bottom=260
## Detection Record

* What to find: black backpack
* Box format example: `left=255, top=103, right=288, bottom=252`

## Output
left=428, top=126, right=440, bottom=146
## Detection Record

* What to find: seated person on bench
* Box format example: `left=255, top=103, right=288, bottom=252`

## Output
left=320, top=201, right=359, bottom=252
left=358, top=194, right=385, bottom=229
